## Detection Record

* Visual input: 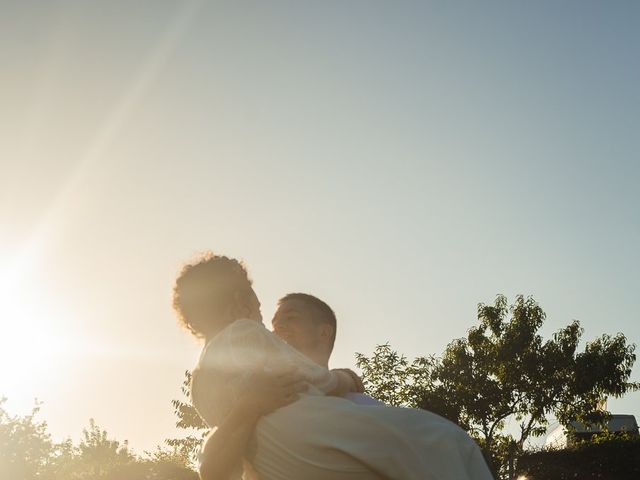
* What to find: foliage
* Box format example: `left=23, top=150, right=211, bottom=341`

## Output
left=171, top=371, right=208, bottom=431
left=0, top=398, right=53, bottom=479
left=516, top=435, right=640, bottom=479
left=165, top=370, right=210, bottom=468
left=355, top=344, right=441, bottom=408
left=356, top=295, right=639, bottom=477
left=80, top=418, right=133, bottom=470
left=0, top=397, right=198, bottom=479
left=96, top=459, right=199, bottom=480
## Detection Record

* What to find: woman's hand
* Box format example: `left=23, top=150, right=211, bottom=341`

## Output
left=329, top=368, right=366, bottom=395
left=235, top=366, right=308, bottom=421
left=337, top=368, right=365, bottom=393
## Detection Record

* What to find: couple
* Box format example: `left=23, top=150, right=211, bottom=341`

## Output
left=173, top=252, right=494, bottom=480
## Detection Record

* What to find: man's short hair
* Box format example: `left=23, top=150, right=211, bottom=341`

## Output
left=277, top=293, right=337, bottom=351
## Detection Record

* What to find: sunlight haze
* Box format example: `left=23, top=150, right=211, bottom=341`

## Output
left=1, top=0, right=639, bottom=452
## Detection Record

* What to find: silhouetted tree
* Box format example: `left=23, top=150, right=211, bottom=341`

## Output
left=0, top=398, right=199, bottom=479
left=74, top=418, right=134, bottom=476
left=0, top=398, right=53, bottom=478
left=356, top=295, right=639, bottom=477
left=166, top=371, right=209, bottom=467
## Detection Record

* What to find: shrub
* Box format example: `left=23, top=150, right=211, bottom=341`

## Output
left=516, top=436, right=640, bottom=480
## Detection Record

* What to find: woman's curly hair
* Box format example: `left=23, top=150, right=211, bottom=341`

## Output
left=172, top=252, right=253, bottom=339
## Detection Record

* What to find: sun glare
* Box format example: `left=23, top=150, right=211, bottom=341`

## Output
left=0, top=262, right=73, bottom=411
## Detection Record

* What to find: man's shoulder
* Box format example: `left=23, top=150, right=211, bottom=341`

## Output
left=344, top=393, right=385, bottom=406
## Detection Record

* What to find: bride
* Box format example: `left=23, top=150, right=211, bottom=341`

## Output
left=174, top=252, right=493, bottom=480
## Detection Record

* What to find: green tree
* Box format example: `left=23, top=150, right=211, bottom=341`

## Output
left=0, top=397, right=198, bottom=480
left=0, top=398, right=54, bottom=479
left=98, top=458, right=199, bottom=480
left=165, top=371, right=209, bottom=468
left=74, top=418, right=134, bottom=477
left=356, top=295, right=639, bottom=477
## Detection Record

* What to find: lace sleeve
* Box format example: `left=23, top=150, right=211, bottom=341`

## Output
left=220, top=319, right=338, bottom=393
left=192, top=319, right=338, bottom=426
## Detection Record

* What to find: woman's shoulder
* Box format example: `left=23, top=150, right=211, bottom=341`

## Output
left=198, top=319, right=272, bottom=368
left=218, top=318, right=266, bottom=337
left=228, top=318, right=267, bottom=331
left=202, top=318, right=266, bottom=348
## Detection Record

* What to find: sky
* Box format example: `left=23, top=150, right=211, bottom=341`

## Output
left=0, top=0, right=639, bottom=452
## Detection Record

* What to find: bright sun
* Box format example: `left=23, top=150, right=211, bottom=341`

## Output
left=0, top=264, right=72, bottom=411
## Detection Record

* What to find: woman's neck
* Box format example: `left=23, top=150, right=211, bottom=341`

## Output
left=203, top=314, right=247, bottom=342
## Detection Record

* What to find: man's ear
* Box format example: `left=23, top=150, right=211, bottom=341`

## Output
left=319, top=323, right=335, bottom=343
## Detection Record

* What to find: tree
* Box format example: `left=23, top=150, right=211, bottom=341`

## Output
left=356, top=295, right=639, bottom=477
left=166, top=371, right=209, bottom=468
left=74, top=418, right=135, bottom=477
left=0, top=397, right=199, bottom=479
left=0, top=398, right=54, bottom=479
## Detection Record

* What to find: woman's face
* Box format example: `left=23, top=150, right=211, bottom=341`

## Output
left=244, top=287, right=263, bottom=323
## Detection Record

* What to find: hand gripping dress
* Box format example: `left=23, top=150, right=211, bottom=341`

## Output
left=191, top=319, right=494, bottom=480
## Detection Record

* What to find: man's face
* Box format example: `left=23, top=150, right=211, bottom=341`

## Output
left=272, top=299, right=325, bottom=355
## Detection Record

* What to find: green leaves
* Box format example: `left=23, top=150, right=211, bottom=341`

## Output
left=356, top=295, right=639, bottom=478
left=0, top=399, right=199, bottom=479
left=171, top=371, right=208, bottom=431
left=0, top=398, right=53, bottom=479
left=164, top=370, right=210, bottom=468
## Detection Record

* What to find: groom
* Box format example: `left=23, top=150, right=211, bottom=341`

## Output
left=198, top=292, right=380, bottom=480
left=271, top=293, right=381, bottom=406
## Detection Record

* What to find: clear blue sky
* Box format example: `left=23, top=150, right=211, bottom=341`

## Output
left=1, top=0, right=638, bottom=451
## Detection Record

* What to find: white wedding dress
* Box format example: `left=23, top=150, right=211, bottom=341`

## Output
left=191, top=318, right=493, bottom=480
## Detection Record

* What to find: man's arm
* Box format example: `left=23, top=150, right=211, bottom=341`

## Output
left=199, top=368, right=307, bottom=480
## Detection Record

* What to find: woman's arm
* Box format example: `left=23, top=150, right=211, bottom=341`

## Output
left=216, top=319, right=337, bottom=396
left=224, top=319, right=366, bottom=398
left=199, top=367, right=307, bottom=480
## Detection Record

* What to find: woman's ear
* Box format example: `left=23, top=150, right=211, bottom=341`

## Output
left=229, top=291, right=250, bottom=319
